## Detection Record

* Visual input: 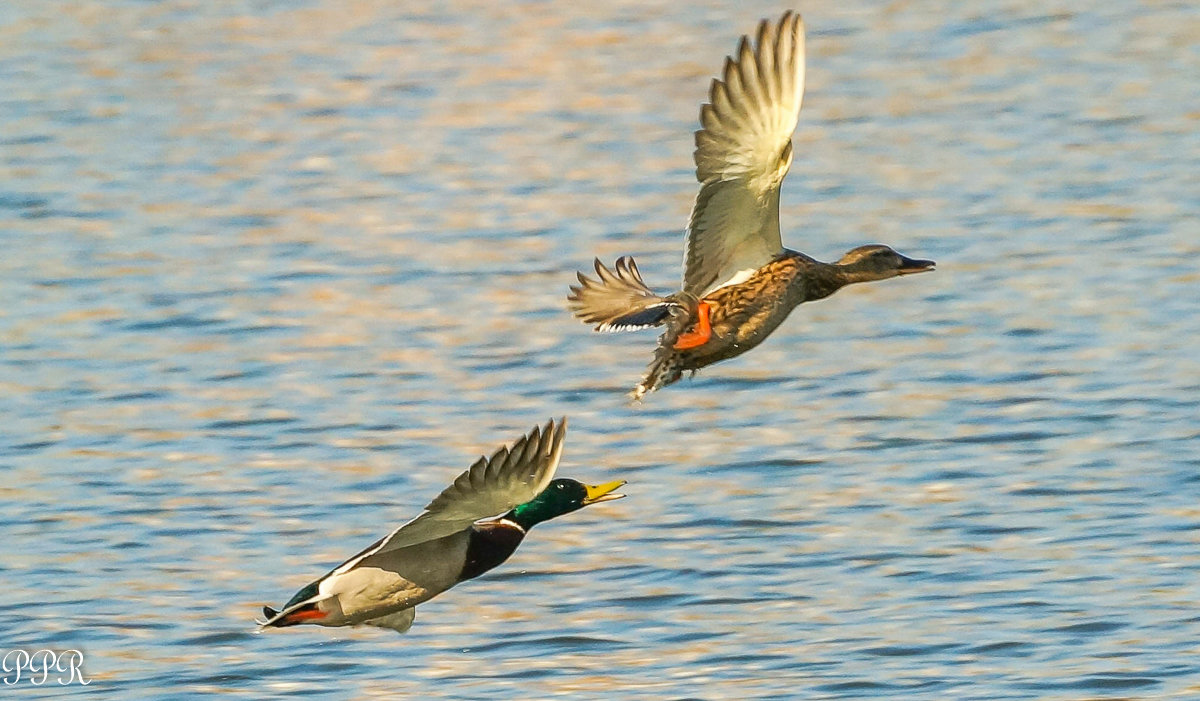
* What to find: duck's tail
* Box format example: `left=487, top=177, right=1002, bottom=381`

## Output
left=257, top=601, right=327, bottom=629
left=568, top=257, right=679, bottom=332
left=631, top=303, right=695, bottom=401
left=257, top=580, right=332, bottom=629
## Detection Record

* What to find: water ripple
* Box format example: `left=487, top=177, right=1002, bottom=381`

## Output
left=2, top=1, right=1197, bottom=699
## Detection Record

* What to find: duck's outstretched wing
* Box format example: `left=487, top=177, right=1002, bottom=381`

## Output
left=683, top=11, right=805, bottom=297
left=333, top=419, right=567, bottom=572
left=568, top=257, right=677, bottom=332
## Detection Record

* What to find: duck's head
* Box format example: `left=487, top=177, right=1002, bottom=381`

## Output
left=836, top=245, right=935, bottom=282
left=507, top=478, right=626, bottom=529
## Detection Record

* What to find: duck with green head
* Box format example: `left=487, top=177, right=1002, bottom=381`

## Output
left=258, top=419, right=624, bottom=633
left=568, top=12, right=935, bottom=400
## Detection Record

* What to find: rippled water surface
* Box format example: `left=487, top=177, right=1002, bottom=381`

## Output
left=3, top=0, right=1198, bottom=698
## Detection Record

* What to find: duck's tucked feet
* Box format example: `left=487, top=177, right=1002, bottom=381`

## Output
left=672, top=301, right=712, bottom=350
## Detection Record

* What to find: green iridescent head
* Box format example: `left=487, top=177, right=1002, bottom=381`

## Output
left=506, top=478, right=625, bottom=529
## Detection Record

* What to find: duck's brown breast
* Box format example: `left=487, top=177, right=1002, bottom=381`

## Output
left=678, top=254, right=828, bottom=368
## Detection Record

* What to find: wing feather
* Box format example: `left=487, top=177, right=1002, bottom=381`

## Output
left=568, top=257, right=673, bottom=331
left=334, top=419, right=567, bottom=572
left=683, top=12, right=806, bottom=296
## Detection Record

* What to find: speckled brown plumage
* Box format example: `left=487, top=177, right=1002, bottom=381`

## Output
left=634, top=253, right=846, bottom=398
left=567, top=13, right=935, bottom=399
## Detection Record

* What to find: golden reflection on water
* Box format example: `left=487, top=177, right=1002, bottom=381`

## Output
left=3, top=0, right=1199, bottom=697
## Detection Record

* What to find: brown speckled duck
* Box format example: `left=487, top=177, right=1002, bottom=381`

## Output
left=568, top=12, right=935, bottom=400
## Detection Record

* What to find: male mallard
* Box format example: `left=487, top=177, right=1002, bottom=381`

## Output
left=568, top=12, right=935, bottom=400
left=258, top=419, right=624, bottom=633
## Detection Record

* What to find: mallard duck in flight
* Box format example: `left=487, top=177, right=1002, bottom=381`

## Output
left=568, top=12, right=935, bottom=400
left=258, top=419, right=624, bottom=633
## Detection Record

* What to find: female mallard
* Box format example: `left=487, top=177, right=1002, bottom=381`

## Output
left=258, top=419, right=624, bottom=633
left=568, top=12, right=935, bottom=400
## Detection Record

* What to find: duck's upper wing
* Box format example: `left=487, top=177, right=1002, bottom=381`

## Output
left=333, top=419, right=566, bottom=572
left=682, top=11, right=805, bottom=297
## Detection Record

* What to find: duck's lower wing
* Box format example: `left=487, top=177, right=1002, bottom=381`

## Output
left=569, top=257, right=677, bottom=332
left=362, top=607, right=416, bottom=634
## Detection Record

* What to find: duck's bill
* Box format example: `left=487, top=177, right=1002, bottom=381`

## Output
left=583, top=480, right=627, bottom=504
left=897, top=256, right=936, bottom=275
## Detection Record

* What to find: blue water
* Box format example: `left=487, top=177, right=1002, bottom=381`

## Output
left=2, top=1, right=1198, bottom=698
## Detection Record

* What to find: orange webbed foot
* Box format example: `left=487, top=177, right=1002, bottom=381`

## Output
left=673, top=301, right=712, bottom=350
